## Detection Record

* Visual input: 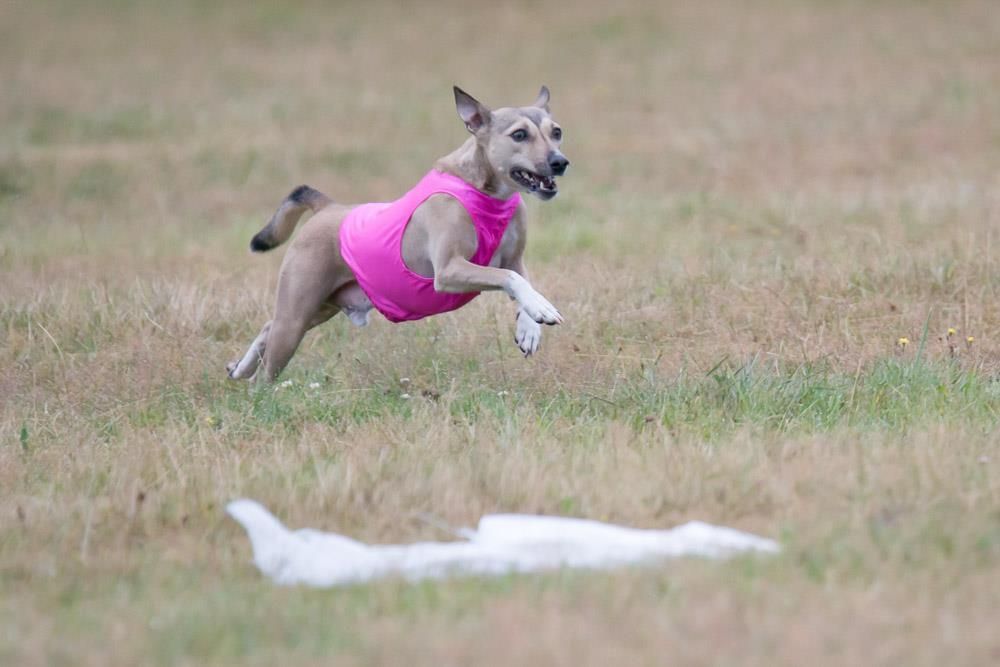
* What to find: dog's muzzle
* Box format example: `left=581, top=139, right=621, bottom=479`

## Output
left=510, top=167, right=559, bottom=197
left=548, top=153, right=569, bottom=177
left=511, top=153, right=568, bottom=199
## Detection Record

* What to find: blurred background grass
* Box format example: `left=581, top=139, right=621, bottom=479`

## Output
left=2, top=1, right=1000, bottom=665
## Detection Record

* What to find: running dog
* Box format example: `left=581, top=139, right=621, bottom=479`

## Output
left=228, top=86, right=569, bottom=382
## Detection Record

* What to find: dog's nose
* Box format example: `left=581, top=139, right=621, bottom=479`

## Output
left=548, top=154, right=569, bottom=176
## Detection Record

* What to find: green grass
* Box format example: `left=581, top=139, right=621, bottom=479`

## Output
left=105, top=357, right=997, bottom=438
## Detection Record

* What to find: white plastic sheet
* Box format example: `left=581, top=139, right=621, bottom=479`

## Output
left=227, top=499, right=780, bottom=587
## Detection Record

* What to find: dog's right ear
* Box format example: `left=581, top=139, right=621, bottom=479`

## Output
left=533, top=85, right=550, bottom=112
left=454, top=86, right=491, bottom=134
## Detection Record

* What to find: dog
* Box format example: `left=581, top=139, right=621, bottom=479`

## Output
left=227, top=86, right=569, bottom=382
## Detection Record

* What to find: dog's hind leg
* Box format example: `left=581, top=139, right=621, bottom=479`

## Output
left=259, top=319, right=307, bottom=383
left=259, top=296, right=343, bottom=382
left=260, top=311, right=336, bottom=383
left=227, top=299, right=342, bottom=382
left=247, top=208, right=356, bottom=382
left=227, top=321, right=272, bottom=380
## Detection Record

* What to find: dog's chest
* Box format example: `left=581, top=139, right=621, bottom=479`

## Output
left=489, top=223, right=521, bottom=268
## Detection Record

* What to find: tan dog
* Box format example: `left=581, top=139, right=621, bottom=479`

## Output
left=227, top=86, right=569, bottom=382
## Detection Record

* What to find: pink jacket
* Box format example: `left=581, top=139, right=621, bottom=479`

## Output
left=339, top=170, right=522, bottom=323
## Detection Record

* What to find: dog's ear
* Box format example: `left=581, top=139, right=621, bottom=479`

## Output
left=454, top=86, right=491, bottom=133
left=532, top=85, right=550, bottom=112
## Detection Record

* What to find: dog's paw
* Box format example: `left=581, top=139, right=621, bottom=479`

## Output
left=517, top=288, right=563, bottom=326
left=515, top=309, right=542, bottom=356
left=228, top=355, right=259, bottom=380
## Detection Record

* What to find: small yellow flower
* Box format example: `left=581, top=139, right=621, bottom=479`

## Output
left=947, top=327, right=956, bottom=337
left=967, top=336, right=975, bottom=344
left=897, top=337, right=909, bottom=347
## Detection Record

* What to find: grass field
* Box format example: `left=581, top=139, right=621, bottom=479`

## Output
left=2, top=0, right=1000, bottom=664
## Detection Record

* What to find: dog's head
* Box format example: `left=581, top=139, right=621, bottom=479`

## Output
left=454, top=85, right=569, bottom=201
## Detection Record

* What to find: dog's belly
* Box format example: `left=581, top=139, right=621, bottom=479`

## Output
left=334, top=282, right=374, bottom=327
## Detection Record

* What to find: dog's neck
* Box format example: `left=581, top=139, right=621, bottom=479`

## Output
left=435, top=137, right=517, bottom=200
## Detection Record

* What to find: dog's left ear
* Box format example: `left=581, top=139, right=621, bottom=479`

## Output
left=533, top=85, right=550, bottom=112
left=454, top=86, right=491, bottom=134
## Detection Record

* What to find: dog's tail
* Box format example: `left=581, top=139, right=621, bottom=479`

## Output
left=250, top=185, right=333, bottom=252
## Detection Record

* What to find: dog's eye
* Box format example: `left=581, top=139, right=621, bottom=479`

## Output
left=510, top=129, right=528, bottom=142
left=552, top=127, right=562, bottom=140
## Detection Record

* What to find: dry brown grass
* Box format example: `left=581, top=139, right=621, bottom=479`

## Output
left=2, top=1, right=1000, bottom=665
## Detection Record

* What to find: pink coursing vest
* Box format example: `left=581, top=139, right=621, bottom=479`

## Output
left=339, top=170, right=522, bottom=323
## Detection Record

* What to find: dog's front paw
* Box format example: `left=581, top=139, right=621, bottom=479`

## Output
left=515, top=309, right=542, bottom=356
left=518, top=288, right=563, bottom=326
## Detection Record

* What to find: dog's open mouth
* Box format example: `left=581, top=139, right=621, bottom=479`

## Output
left=511, top=168, right=558, bottom=196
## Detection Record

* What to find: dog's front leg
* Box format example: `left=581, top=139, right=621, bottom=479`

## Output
left=505, top=257, right=543, bottom=356
left=514, top=308, right=543, bottom=356
left=434, top=259, right=562, bottom=326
